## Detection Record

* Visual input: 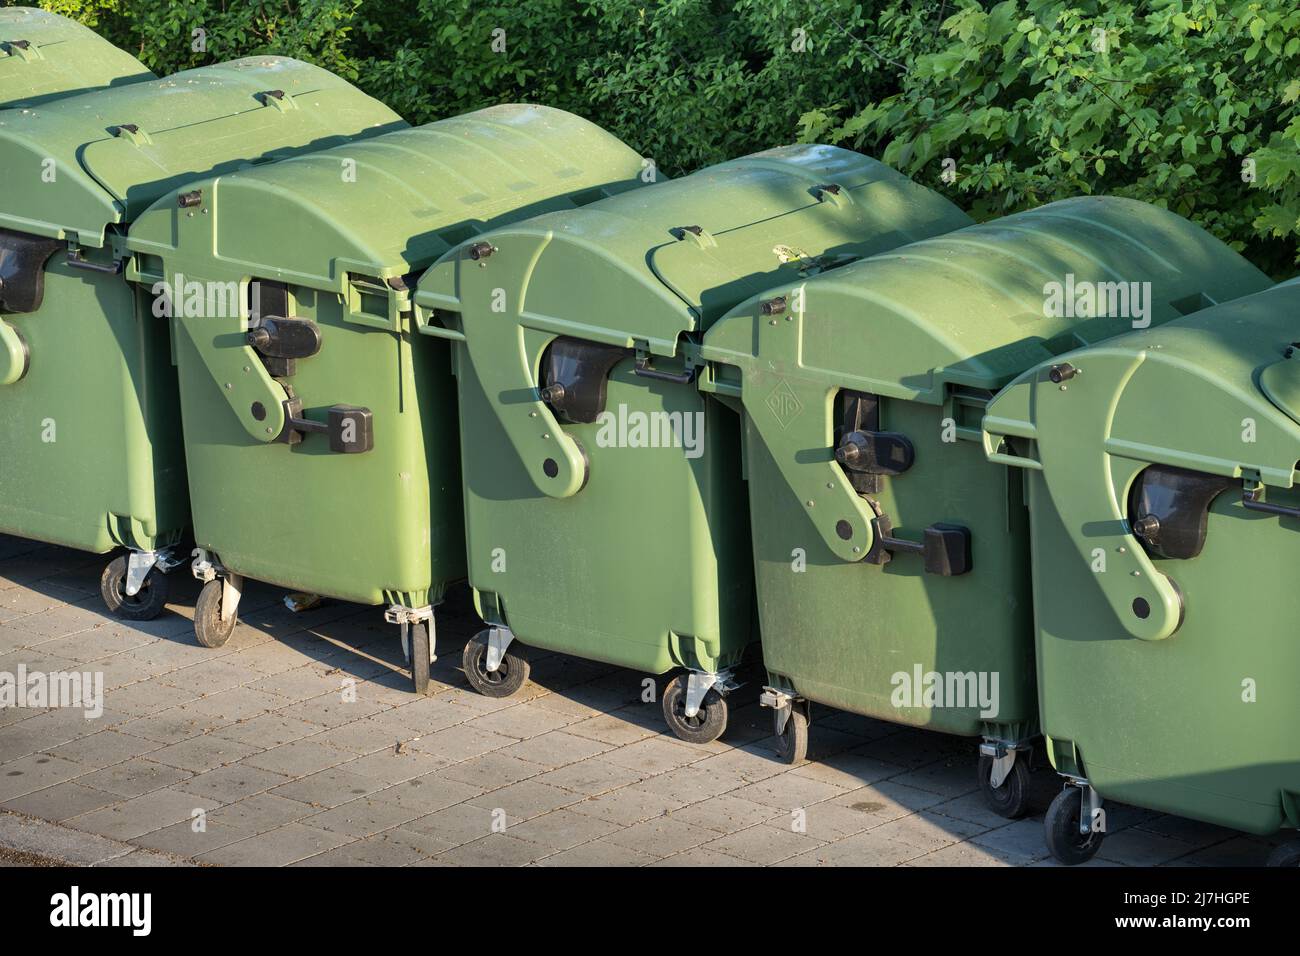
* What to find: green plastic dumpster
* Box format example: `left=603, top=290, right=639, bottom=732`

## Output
left=0, top=7, right=152, bottom=109
left=701, top=195, right=1273, bottom=809
left=983, top=279, right=1300, bottom=863
left=0, top=58, right=402, bottom=620
left=415, top=146, right=973, bottom=740
left=125, top=106, right=650, bottom=691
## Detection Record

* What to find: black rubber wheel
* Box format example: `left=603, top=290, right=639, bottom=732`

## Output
left=662, top=674, right=728, bottom=744
left=194, top=578, right=237, bottom=649
left=1044, top=786, right=1105, bottom=865
left=409, top=622, right=431, bottom=696
left=978, top=751, right=1032, bottom=819
left=774, top=701, right=809, bottom=764
left=462, top=630, right=528, bottom=698
left=1266, top=839, right=1300, bottom=867
left=100, top=555, right=169, bottom=621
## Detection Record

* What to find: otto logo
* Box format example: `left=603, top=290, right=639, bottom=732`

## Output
left=765, top=380, right=803, bottom=428
left=50, top=887, right=151, bottom=936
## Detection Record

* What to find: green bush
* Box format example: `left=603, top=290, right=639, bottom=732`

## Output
left=10, top=0, right=1298, bottom=273
left=801, top=0, right=1300, bottom=275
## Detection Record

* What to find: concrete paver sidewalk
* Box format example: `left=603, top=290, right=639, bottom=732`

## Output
left=0, top=536, right=1280, bottom=867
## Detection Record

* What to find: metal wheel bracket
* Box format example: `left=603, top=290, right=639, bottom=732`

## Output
left=1063, top=777, right=1104, bottom=836
left=219, top=574, right=244, bottom=623
left=683, top=669, right=737, bottom=719
left=760, top=687, right=798, bottom=736
left=484, top=626, right=515, bottom=673
left=124, top=550, right=159, bottom=597
left=979, top=739, right=1024, bottom=789
left=387, top=605, right=436, bottom=664
left=191, top=548, right=222, bottom=583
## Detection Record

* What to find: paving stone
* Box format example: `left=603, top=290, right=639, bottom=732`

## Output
left=499, top=730, right=613, bottom=768
left=47, top=729, right=161, bottom=768
left=969, top=818, right=1054, bottom=862
left=302, top=797, right=423, bottom=838
left=0, top=808, right=134, bottom=865
left=405, top=725, right=516, bottom=762
left=535, top=838, right=656, bottom=867
left=180, top=687, right=290, bottom=724
left=703, top=823, right=825, bottom=865
left=75, top=757, right=193, bottom=799
left=777, top=829, right=920, bottom=867
left=862, top=809, right=990, bottom=851
left=0, top=753, right=89, bottom=801
left=603, top=816, right=717, bottom=858
left=665, top=794, right=779, bottom=834
left=465, top=779, right=583, bottom=822
left=908, top=842, right=1024, bottom=867
left=826, top=780, right=946, bottom=824
left=789, top=751, right=908, bottom=790
left=564, top=713, right=657, bottom=747
left=463, top=702, right=574, bottom=741
left=534, top=758, right=650, bottom=797
left=67, top=787, right=219, bottom=841
left=733, top=771, right=850, bottom=811
left=436, top=833, right=547, bottom=867
left=339, top=747, right=450, bottom=785
left=277, top=693, right=389, bottom=729
left=3, top=781, right=122, bottom=821
left=650, top=847, right=750, bottom=867
left=198, top=823, right=350, bottom=866
left=505, top=808, right=621, bottom=850
left=269, top=767, right=386, bottom=809
left=132, top=819, right=255, bottom=857
left=632, top=765, right=746, bottom=804
left=210, top=713, right=321, bottom=749
left=173, top=764, right=292, bottom=803
left=1097, top=827, right=1207, bottom=866
left=567, top=785, right=685, bottom=826
left=241, top=739, right=352, bottom=777
left=403, top=803, right=498, bottom=847
left=205, top=792, right=313, bottom=832
left=368, top=772, right=485, bottom=814
left=146, top=736, right=262, bottom=774
left=439, top=752, right=547, bottom=790
left=102, top=680, right=199, bottom=717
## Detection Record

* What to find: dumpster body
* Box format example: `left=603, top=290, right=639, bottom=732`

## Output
left=0, top=7, right=152, bottom=109
left=983, top=280, right=1300, bottom=862
left=701, top=196, right=1273, bottom=806
left=0, top=58, right=402, bottom=618
left=416, top=147, right=973, bottom=739
left=126, top=106, right=650, bottom=687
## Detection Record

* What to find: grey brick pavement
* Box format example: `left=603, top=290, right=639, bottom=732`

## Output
left=0, top=536, right=1282, bottom=867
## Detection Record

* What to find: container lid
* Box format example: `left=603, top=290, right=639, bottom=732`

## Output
left=128, top=105, right=649, bottom=288
left=0, top=8, right=152, bottom=110
left=0, top=57, right=402, bottom=247
left=417, top=144, right=973, bottom=348
left=703, top=196, right=1273, bottom=403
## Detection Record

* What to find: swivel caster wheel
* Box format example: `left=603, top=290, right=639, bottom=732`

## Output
left=100, top=555, right=169, bottom=621
left=462, top=629, right=528, bottom=698
left=1044, top=786, right=1105, bottom=865
left=194, top=578, right=238, bottom=649
left=662, top=673, right=727, bottom=744
left=978, top=751, right=1032, bottom=819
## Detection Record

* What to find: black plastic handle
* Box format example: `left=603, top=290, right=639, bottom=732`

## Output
left=65, top=250, right=124, bottom=275
left=633, top=358, right=696, bottom=385
left=1242, top=488, right=1300, bottom=523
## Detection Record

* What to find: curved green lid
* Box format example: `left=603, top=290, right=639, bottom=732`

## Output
left=703, top=196, right=1273, bottom=402
left=0, top=56, right=403, bottom=246
left=416, top=144, right=973, bottom=345
left=0, top=8, right=152, bottom=110
left=129, top=104, right=648, bottom=287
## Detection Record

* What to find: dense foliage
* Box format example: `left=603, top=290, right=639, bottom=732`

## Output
left=12, top=0, right=1299, bottom=273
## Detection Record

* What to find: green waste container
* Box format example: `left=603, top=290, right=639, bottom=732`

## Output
left=0, top=7, right=152, bottom=109
left=0, top=58, right=402, bottom=620
left=700, top=196, right=1272, bottom=808
left=983, top=279, right=1300, bottom=864
left=126, top=106, right=651, bottom=690
left=415, top=146, right=973, bottom=740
